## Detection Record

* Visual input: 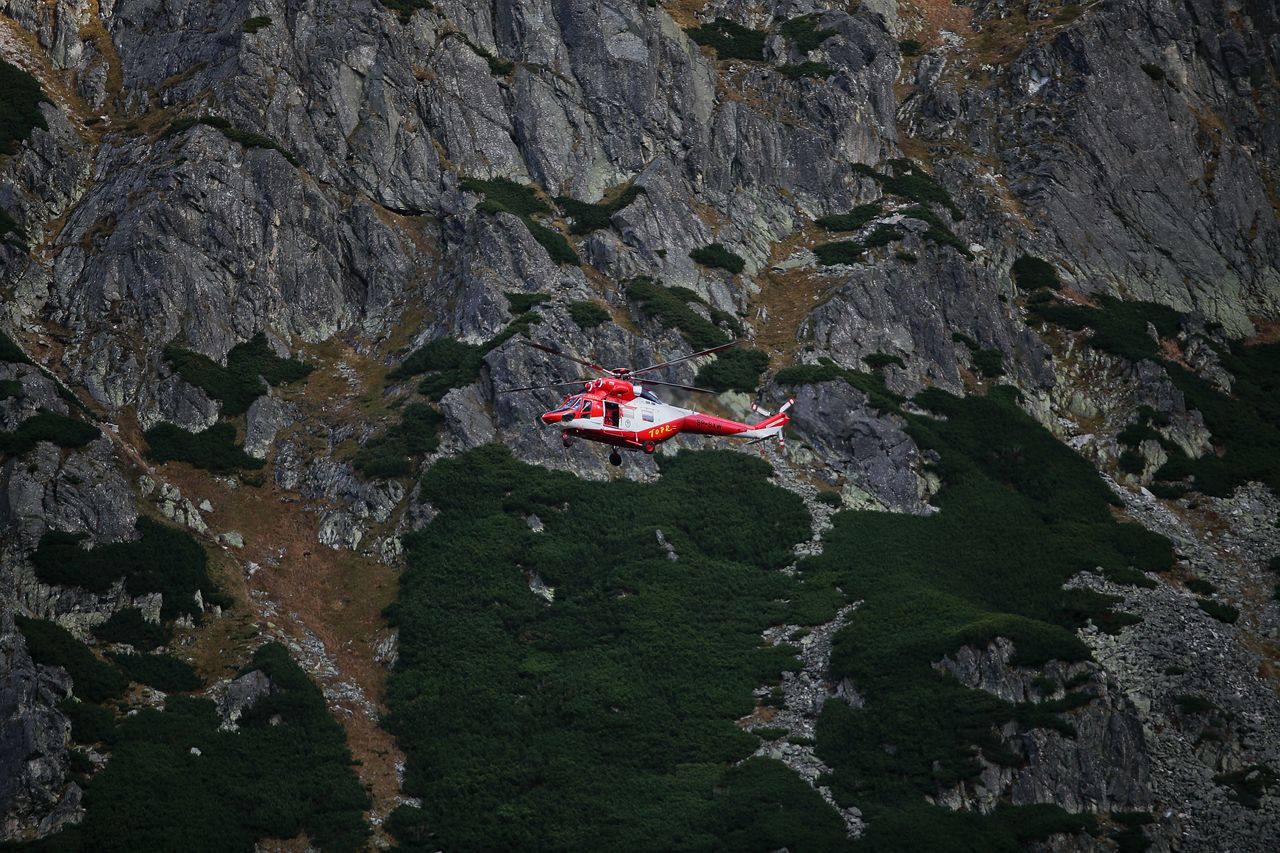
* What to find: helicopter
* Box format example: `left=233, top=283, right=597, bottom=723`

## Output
left=500, top=340, right=793, bottom=466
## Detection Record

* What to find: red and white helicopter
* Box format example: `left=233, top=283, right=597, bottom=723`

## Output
left=500, top=340, right=793, bottom=466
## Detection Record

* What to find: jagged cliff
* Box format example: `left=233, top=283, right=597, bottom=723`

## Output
left=1, top=0, right=1278, bottom=850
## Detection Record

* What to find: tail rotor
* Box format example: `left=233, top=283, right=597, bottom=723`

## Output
left=748, top=397, right=793, bottom=449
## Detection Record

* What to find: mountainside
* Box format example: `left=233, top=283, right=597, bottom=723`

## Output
left=1, top=0, right=1278, bottom=850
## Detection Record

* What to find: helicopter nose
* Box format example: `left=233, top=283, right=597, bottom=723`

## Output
left=539, top=411, right=557, bottom=426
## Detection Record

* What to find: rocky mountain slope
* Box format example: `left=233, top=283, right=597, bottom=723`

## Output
left=1, top=0, right=1278, bottom=850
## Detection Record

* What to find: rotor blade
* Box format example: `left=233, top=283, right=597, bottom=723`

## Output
left=626, top=340, right=739, bottom=377
left=635, top=377, right=717, bottom=394
left=497, top=379, right=591, bottom=393
left=522, top=341, right=610, bottom=375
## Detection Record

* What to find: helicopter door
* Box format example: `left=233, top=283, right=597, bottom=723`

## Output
left=604, top=401, right=620, bottom=428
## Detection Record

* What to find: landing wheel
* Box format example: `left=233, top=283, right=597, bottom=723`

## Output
left=609, top=450, right=622, bottom=467
left=642, top=441, right=655, bottom=455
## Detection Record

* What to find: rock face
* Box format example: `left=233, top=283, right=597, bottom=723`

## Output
left=0, top=0, right=1278, bottom=847
left=936, top=639, right=1153, bottom=816
left=0, top=611, right=73, bottom=841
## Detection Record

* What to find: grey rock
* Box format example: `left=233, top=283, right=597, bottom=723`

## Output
left=217, top=669, right=274, bottom=729
left=785, top=381, right=927, bottom=513
left=0, top=610, right=73, bottom=841
left=243, top=395, right=299, bottom=460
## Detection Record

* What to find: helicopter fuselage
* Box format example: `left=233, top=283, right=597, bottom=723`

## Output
left=539, top=379, right=788, bottom=454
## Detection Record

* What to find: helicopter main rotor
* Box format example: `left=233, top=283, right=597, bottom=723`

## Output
left=499, top=340, right=738, bottom=395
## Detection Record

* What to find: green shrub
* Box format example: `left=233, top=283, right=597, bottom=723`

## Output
left=384, top=447, right=841, bottom=849
left=503, top=292, right=550, bottom=314
left=93, top=609, right=166, bottom=651
left=864, top=224, right=904, bottom=248
left=567, top=300, right=611, bottom=329
left=813, top=240, right=864, bottom=266
left=352, top=402, right=443, bottom=479
left=1186, top=578, right=1217, bottom=595
left=0, top=331, right=32, bottom=364
left=526, top=220, right=579, bottom=265
left=163, top=116, right=298, bottom=165
left=1027, top=294, right=1181, bottom=363
left=0, top=59, right=49, bottom=155
left=61, top=698, right=117, bottom=745
left=814, top=491, right=843, bottom=507
left=462, top=177, right=579, bottom=265
left=387, top=313, right=549, bottom=399
left=752, top=726, right=789, bottom=740
left=780, top=15, right=834, bottom=53
left=377, top=0, right=432, bottom=23
left=33, top=517, right=224, bottom=618
left=109, top=652, right=202, bottom=692
left=774, top=358, right=901, bottom=415
left=165, top=333, right=311, bottom=416
left=0, top=207, right=27, bottom=248
left=1011, top=255, right=1060, bottom=290
left=777, top=62, right=834, bottom=79
left=386, top=804, right=431, bottom=848
left=144, top=421, right=263, bottom=473
left=1197, top=598, right=1238, bottom=623
left=624, top=278, right=732, bottom=351
left=952, top=333, right=1006, bottom=378
left=1155, top=343, right=1280, bottom=495
left=1149, top=482, right=1187, bottom=499
left=805, top=387, right=1170, bottom=837
left=895, top=250, right=918, bottom=264
left=1118, top=449, right=1145, bottom=474
left=1024, top=297, right=1280, bottom=497
left=901, top=204, right=971, bottom=255
left=392, top=337, right=482, bottom=382
left=689, top=242, right=746, bottom=274
left=864, top=353, right=905, bottom=371
left=15, top=616, right=128, bottom=703
left=0, top=411, right=100, bottom=455
left=0, top=378, right=22, bottom=398
left=882, top=160, right=964, bottom=219
left=40, top=644, right=370, bottom=852
left=686, top=18, right=766, bottom=61
left=242, top=16, right=272, bottom=33
left=855, top=159, right=964, bottom=222
left=461, top=176, right=549, bottom=217
left=695, top=349, right=769, bottom=393
left=815, top=201, right=881, bottom=231
left=556, top=186, right=644, bottom=234
left=468, top=44, right=514, bottom=75
left=971, top=349, right=1006, bottom=378
left=899, top=39, right=923, bottom=56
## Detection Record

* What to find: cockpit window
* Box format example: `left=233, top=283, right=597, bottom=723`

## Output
left=639, top=390, right=661, bottom=403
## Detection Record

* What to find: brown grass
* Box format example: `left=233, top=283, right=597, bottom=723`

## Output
left=748, top=225, right=848, bottom=367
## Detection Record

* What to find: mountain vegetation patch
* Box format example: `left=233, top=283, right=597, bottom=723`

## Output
left=383, top=446, right=846, bottom=850
left=0, top=59, right=49, bottom=155
left=143, top=421, right=264, bottom=474
left=0, top=411, right=99, bottom=455
left=695, top=348, right=769, bottom=393
left=624, top=278, right=734, bottom=350
left=26, top=643, right=370, bottom=853
left=686, top=18, right=767, bottom=61
left=801, top=386, right=1172, bottom=848
left=690, top=242, right=746, bottom=274
left=556, top=185, right=644, bottom=234
left=32, top=517, right=227, bottom=618
left=164, top=332, right=312, bottom=416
